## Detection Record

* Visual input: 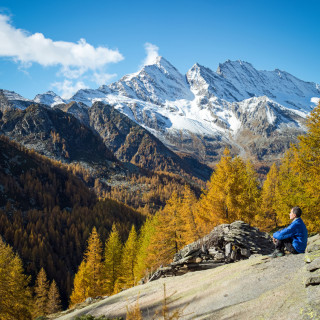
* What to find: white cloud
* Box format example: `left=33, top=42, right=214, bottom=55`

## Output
left=0, top=14, right=124, bottom=77
left=311, top=97, right=320, bottom=105
left=92, top=72, right=117, bottom=86
left=143, top=42, right=159, bottom=66
left=51, top=80, right=88, bottom=99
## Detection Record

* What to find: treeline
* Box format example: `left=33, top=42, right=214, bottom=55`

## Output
left=0, top=136, right=145, bottom=310
left=103, top=171, right=205, bottom=214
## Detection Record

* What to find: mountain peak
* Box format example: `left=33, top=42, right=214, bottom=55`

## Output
left=142, top=56, right=179, bottom=75
left=34, top=91, right=65, bottom=106
left=109, top=56, right=193, bottom=103
left=217, top=60, right=254, bottom=75
left=145, top=55, right=163, bottom=66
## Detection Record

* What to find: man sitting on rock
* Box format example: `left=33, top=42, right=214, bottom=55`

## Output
left=270, top=206, right=308, bottom=258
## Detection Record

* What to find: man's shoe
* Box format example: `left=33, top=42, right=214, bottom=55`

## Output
left=269, top=249, right=285, bottom=258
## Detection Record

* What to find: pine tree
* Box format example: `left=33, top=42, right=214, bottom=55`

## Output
left=70, top=227, right=104, bottom=305
left=238, top=160, right=261, bottom=222
left=70, top=260, right=88, bottom=305
left=84, top=227, right=104, bottom=297
left=294, top=103, right=320, bottom=230
left=196, top=149, right=260, bottom=232
left=34, top=267, right=49, bottom=317
left=145, top=192, right=184, bottom=270
left=273, top=103, right=320, bottom=232
left=134, top=216, right=157, bottom=281
left=104, top=224, right=123, bottom=295
left=273, top=149, right=305, bottom=226
left=117, top=225, right=138, bottom=290
left=0, top=238, right=32, bottom=320
left=257, top=163, right=279, bottom=230
left=46, top=280, right=62, bottom=314
left=179, top=185, right=200, bottom=243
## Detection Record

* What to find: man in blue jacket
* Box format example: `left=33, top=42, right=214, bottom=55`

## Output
left=270, top=207, right=308, bottom=258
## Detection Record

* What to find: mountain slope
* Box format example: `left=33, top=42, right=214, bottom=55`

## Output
left=0, top=104, right=116, bottom=163
left=0, top=136, right=145, bottom=307
left=0, top=89, right=33, bottom=111
left=87, top=101, right=212, bottom=179
left=54, top=237, right=320, bottom=320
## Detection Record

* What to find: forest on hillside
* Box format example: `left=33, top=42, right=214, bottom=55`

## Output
left=0, top=103, right=319, bottom=319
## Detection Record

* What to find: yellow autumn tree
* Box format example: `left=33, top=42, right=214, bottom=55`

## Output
left=256, top=163, right=279, bottom=230
left=70, top=260, right=87, bottom=305
left=46, top=280, right=62, bottom=315
left=0, top=238, right=32, bottom=320
left=70, top=227, right=104, bottom=305
left=33, top=267, right=49, bottom=318
left=145, top=192, right=184, bottom=270
left=116, top=225, right=138, bottom=291
left=179, top=185, right=201, bottom=243
left=294, top=103, right=320, bottom=230
left=104, top=223, right=123, bottom=295
left=196, top=149, right=260, bottom=233
left=134, top=216, right=157, bottom=281
left=274, top=103, right=320, bottom=231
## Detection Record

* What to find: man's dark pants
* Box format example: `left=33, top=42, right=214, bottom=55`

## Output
left=274, top=238, right=298, bottom=254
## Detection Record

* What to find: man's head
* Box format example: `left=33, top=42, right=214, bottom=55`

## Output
left=290, top=206, right=302, bottom=220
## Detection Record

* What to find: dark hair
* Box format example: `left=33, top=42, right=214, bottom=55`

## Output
left=292, top=206, right=302, bottom=217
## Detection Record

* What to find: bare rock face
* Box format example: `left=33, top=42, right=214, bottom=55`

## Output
left=305, top=235, right=320, bottom=287
left=149, top=221, right=274, bottom=281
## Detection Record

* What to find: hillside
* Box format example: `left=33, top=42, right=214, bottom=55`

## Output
left=54, top=234, right=320, bottom=320
left=53, top=100, right=212, bottom=180
left=0, top=136, right=145, bottom=307
left=0, top=102, right=208, bottom=212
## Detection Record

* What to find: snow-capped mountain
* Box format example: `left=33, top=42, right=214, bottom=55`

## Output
left=2, top=57, right=320, bottom=164
left=108, top=56, right=194, bottom=104
left=34, top=91, right=65, bottom=106
left=216, top=60, right=319, bottom=111
left=0, top=89, right=33, bottom=111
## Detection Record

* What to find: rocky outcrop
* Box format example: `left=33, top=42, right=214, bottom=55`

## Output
left=149, top=221, right=273, bottom=281
left=305, top=234, right=320, bottom=287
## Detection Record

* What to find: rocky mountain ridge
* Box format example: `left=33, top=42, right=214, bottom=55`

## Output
left=2, top=58, right=320, bottom=164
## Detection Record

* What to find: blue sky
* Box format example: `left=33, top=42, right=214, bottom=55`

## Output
left=0, top=0, right=319, bottom=99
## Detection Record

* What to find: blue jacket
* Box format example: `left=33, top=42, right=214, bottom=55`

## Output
left=273, top=217, right=308, bottom=253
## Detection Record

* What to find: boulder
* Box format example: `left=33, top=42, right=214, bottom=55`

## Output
left=149, top=221, right=274, bottom=281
